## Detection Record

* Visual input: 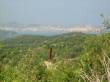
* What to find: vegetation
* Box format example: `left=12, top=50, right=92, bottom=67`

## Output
left=0, top=32, right=110, bottom=82
left=0, top=15, right=110, bottom=81
left=100, top=14, right=110, bottom=29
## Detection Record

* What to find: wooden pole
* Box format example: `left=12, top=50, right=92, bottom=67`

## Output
left=55, top=49, right=58, bottom=63
left=50, top=48, right=52, bottom=63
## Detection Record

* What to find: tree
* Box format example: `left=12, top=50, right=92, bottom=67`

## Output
left=100, top=14, right=110, bottom=29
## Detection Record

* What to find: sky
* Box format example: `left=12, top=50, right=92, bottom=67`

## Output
left=0, top=0, right=110, bottom=26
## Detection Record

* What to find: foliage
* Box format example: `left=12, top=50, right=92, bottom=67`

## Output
left=0, top=32, right=110, bottom=82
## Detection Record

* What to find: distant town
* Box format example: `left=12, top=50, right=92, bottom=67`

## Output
left=0, top=23, right=101, bottom=34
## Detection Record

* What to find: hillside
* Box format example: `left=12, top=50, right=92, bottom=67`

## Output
left=1, top=35, right=48, bottom=46
left=0, top=32, right=110, bottom=82
left=0, top=30, right=18, bottom=40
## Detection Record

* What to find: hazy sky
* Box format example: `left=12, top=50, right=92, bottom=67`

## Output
left=0, top=0, right=110, bottom=26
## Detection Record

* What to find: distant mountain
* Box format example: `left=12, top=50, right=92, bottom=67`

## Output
left=1, top=32, right=92, bottom=47
left=0, top=30, right=18, bottom=40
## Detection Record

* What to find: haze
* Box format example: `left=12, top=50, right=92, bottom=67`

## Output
left=0, top=0, right=110, bottom=26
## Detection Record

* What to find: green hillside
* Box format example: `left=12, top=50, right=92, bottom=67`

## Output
left=0, top=32, right=110, bottom=82
left=0, top=30, right=17, bottom=40
left=1, top=35, right=48, bottom=46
